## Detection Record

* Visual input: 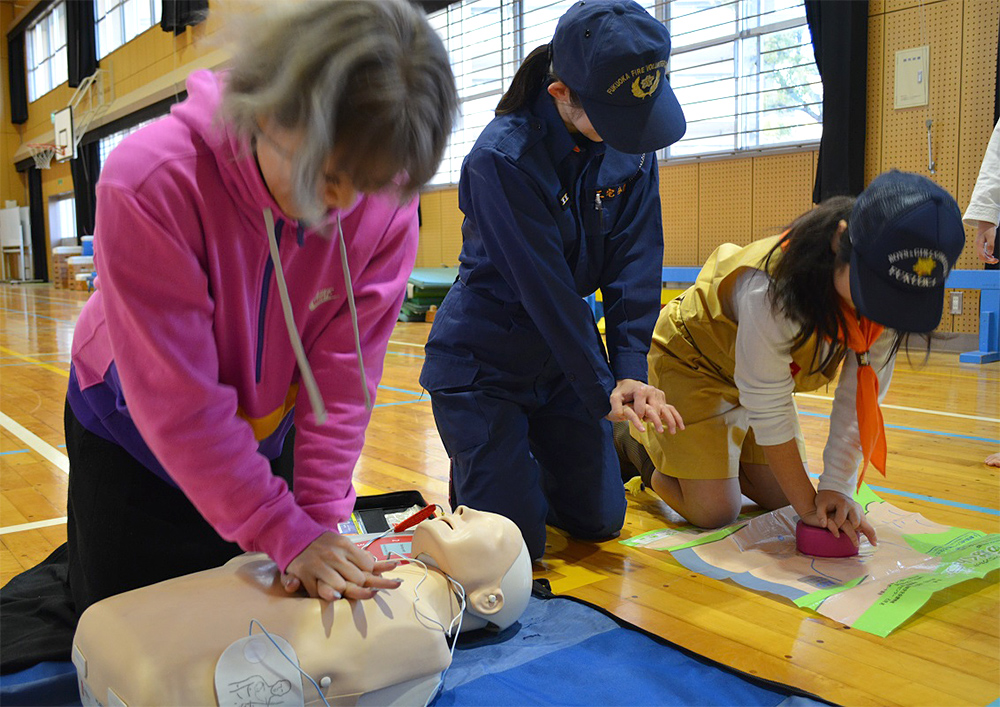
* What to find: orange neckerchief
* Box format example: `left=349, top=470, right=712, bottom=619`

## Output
left=778, top=234, right=886, bottom=488
left=838, top=301, right=886, bottom=489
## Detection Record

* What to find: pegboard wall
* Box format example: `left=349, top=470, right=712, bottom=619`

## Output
left=416, top=189, right=443, bottom=267
left=953, top=289, right=982, bottom=333
left=415, top=188, right=464, bottom=268
left=752, top=152, right=816, bottom=240
left=698, top=158, right=754, bottom=262
left=885, top=0, right=934, bottom=11
left=419, top=152, right=817, bottom=269
left=659, top=162, right=699, bottom=266
left=867, top=0, right=996, bottom=334
left=957, top=0, right=1000, bottom=271
left=938, top=288, right=982, bottom=333
left=879, top=0, right=963, bottom=196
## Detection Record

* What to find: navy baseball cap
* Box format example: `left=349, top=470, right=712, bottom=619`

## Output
left=849, top=170, right=965, bottom=333
left=552, top=0, right=686, bottom=154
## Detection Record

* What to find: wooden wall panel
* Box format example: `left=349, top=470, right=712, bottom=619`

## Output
left=698, top=159, right=753, bottom=261
left=865, top=13, right=885, bottom=186
left=884, top=0, right=932, bottom=11
left=937, top=288, right=956, bottom=333
left=416, top=191, right=443, bottom=268
left=937, top=288, right=983, bottom=335
left=953, top=289, right=982, bottom=334
left=880, top=0, right=962, bottom=198
left=751, top=152, right=814, bottom=240
left=956, top=0, right=1000, bottom=270
left=659, top=162, right=699, bottom=266
left=0, top=3, right=18, bottom=206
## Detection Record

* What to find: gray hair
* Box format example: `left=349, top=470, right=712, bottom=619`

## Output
left=221, top=0, right=457, bottom=224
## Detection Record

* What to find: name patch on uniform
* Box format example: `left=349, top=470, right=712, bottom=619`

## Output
left=598, top=184, right=627, bottom=200
left=558, top=191, right=571, bottom=210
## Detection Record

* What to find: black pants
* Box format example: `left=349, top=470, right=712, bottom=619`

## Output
left=64, top=400, right=294, bottom=616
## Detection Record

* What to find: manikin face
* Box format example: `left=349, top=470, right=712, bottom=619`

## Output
left=410, top=506, right=523, bottom=614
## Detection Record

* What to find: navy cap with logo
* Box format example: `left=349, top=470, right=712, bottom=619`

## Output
left=849, top=170, right=965, bottom=333
left=551, top=0, right=686, bottom=154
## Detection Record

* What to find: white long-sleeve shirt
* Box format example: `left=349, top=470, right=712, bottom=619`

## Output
left=964, top=119, right=1000, bottom=227
left=730, top=269, right=895, bottom=497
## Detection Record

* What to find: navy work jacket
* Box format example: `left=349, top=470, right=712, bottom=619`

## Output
left=452, top=88, right=664, bottom=418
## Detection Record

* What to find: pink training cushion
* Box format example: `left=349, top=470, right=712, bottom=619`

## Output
left=795, top=520, right=859, bottom=558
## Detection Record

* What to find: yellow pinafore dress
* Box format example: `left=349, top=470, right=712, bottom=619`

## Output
left=633, top=236, right=843, bottom=480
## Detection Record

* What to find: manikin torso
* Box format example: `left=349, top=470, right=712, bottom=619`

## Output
left=73, top=554, right=458, bottom=707
left=72, top=507, right=531, bottom=707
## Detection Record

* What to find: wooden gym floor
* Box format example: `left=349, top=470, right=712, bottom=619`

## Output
left=1, top=281, right=998, bottom=706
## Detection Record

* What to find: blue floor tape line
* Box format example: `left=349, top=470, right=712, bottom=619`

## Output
left=386, top=350, right=427, bottom=359
left=0, top=308, right=77, bottom=324
left=798, top=410, right=999, bottom=445
left=865, top=485, right=1000, bottom=517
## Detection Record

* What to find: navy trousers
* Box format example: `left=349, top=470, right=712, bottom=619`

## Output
left=421, top=283, right=626, bottom=559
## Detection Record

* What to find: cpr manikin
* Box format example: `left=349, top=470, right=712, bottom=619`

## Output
left=71, top=507, right=532, bottom=707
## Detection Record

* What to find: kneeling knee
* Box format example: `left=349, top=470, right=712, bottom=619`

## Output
left=683, top=506, right=740, bottom=530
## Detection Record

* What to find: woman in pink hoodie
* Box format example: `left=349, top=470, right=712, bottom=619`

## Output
left=63, top=0, right=456, bottom=613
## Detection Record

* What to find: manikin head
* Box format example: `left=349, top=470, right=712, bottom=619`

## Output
left=410, top=507, right=532, bottom=632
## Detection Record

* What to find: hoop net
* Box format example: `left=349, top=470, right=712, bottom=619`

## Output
left=26, top=143, right=65, bottom=170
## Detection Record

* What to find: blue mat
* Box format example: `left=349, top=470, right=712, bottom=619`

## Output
left=0, top=594, right=828, bottom=707
left=437, top=593, right=826, bottom=706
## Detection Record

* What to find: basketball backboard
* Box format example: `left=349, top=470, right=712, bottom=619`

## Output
left=52, top=107, right=75, bottom=162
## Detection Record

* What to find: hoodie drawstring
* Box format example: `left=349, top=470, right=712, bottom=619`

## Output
left=335, top=213, right=372, bottom=411
left=262, top=209, right=371, bottom=426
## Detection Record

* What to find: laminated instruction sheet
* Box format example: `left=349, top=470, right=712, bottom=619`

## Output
left=622, top=485, right=999, bottom=636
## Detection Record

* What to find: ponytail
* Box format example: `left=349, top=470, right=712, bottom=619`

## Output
left=496, top=43, right=582, bottom=116
left=496, top=44, right=552, bottom=115
left=762, top=196, right=855, bottom=373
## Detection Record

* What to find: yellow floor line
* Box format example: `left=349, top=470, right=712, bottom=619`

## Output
left=0, top=345, right=70, bottom=377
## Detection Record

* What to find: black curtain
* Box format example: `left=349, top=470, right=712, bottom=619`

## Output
left=160, top=0, right=208, bottom=35
left=805, top=0, right=869, bottom=203
left=5, top=0, right=52, bottom=124
left=67, top=0, right=98, bottom=88
left=416, top=1, right=455, bottom=11
left=27, top=169, right=49, bottom=282
left=70, top=142, right=101, bottom=240
left=7, top=32, right=28, bottom=124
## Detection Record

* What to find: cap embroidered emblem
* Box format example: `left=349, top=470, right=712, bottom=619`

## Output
left=912, top=257, right=936, bottom=277
left=631, top=70, right=661, bottom=99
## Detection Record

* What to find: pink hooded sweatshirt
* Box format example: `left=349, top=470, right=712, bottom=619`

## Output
left=68, top=70, right=418, bottom=571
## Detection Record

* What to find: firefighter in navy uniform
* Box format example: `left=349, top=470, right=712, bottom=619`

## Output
left=420, top=1, right=687, bottom=559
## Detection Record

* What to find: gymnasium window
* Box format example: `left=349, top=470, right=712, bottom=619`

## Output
left=426, top=0, right=821, bottom=186
left=666, top=0, right=822, bottom=158
left=48, top=193, right=77, bottom=248
left=98, top=118, right=157, bottom=170
left=25, top=1, right=68, bottom=102
left=96, top=0, right=163, bottom=60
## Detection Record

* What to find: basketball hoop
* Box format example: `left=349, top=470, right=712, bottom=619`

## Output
left=26, top=143, right=66, bottom=170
